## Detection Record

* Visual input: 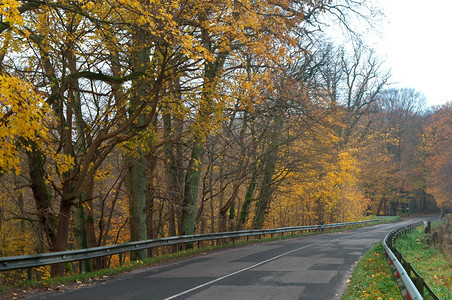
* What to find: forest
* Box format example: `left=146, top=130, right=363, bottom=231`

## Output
left=0, top=0, right=451, bottom=281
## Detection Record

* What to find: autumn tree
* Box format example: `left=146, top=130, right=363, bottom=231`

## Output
left=1, top=0, right=213, bottom=273
left=423, top=102, right=452, bottom=217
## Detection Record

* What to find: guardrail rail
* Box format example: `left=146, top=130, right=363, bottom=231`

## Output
left=1, top=220, right=378, bottom=280
left=382, top=221, right=440, bottom=300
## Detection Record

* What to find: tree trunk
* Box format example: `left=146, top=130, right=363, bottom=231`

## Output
left=376, top=197, right=384, bottom=216
left=252, top=146, right=278, bottom=229
left=124, top=28, right=152, bottom=260
left=237, top=173, right=257, bottom=230
left=163, top=82, right=184, bottom=239
left=180, top=49, right=227, bottom=237
left=181, top=141, right=204, bottom=236
left=72, top=177, right=97, bottom=271
left=125, top=154, right=148, bottom=260
left=51, top=197, right=72, bottom=277
left=72, top=205, right=91, bottom=272
left=26, top=145, right=57, bottom=249
left=146, top=148, right=157, bottom=244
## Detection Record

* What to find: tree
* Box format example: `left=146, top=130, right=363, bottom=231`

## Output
left=423, top=102, right=452, bottom=216
left=1, top=0, right=212, bottom=274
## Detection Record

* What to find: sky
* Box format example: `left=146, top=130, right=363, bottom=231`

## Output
left=369, top=0, right=452, bottom=107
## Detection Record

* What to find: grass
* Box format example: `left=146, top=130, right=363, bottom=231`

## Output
left=0, top=217, right=397, bottom=298
left=342, top=242, right=401, bottom=300
left=395, top=220, right=452, bottom=300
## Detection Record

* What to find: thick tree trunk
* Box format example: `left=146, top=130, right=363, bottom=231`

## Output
left=124, top=28, right=152, bottom=260
left=181, top=141, right=204, bottom=236
left=125, top=154, right=148, bottom=260
left=73, top=205, right=90, bottom=272
left=72, top=178, right=98, bottom=270
left=26, top=146, right=56, bottom=249
left=51, top=197, right=72, bottom=277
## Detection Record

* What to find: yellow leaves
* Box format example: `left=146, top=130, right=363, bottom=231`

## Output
left=119, top=124, right=157, bottom=156
left=0, top=0, right=23, bottom=27
left=273, top=145, right=367, bottom=225
left=82, top=1, right=95, bottom=10
left=94, top=162, right=114, bottom=182
left=0, top=75, right=53, bottom=174
left=0, top=209, right=36, bottom=257
left=54, top=153, right=75, bottom=175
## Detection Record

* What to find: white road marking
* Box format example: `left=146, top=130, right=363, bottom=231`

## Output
left=163, top=226, right=390, bottom=300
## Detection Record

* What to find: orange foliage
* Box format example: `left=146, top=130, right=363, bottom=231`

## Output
left=423, top=102, right=452, bottom=212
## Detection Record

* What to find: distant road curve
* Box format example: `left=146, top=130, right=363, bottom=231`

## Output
left=28, top=218, right=428, bottom=300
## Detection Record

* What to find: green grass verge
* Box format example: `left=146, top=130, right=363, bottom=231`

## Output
left=0, top=217, right=397, bottom=297
left=342, top=242, right=401, bottom=300
left=395, top=223, right=452, bottom=300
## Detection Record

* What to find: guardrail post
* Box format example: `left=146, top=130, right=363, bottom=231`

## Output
left=402, top=262, right=411, bottom=277
left=119, top=253, right=123, bottom=266
left=413, top=277, right=424, bottom=297
left=425, top=221, right=431, bottom=234
left=27, top=267, right=33, bottom=280
left=79, top=260, right=85, bottom=274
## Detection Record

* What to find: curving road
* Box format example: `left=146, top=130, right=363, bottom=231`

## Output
left=28, top=219, right=425, bottom=300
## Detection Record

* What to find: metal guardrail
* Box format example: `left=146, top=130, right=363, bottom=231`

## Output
left=382, top=221, right=440, bottom=300
left=1, top=220, right=377, bottom=278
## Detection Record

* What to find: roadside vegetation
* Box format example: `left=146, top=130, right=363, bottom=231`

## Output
left=395, top=216, right=452, bottom=299
left=343, top=215, right=452, bottom=300
left=342, top=242, right=401, bottom=300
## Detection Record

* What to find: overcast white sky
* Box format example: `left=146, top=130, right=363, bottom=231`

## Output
left=369, top=0, right=452, bottom=107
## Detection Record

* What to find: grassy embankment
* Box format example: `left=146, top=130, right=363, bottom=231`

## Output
left=0, top=216, right=394, bottom=297
left=342, top=242, right=402, bottom=300
left=395, top=217, right=452, bottom=299
left=342, top=216, right=401, bottom=300
left=344, top=216, right=452, bottom=300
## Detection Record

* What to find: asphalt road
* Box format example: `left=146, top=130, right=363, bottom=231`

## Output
left=28, top=219, right=423, bottom=300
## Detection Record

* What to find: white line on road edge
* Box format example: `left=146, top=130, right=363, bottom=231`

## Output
left=163, top=228, right=381, bottom=300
